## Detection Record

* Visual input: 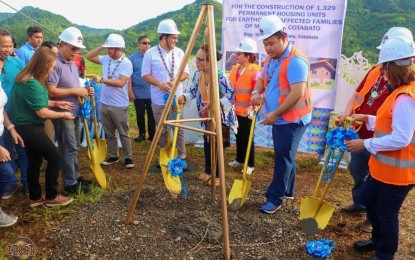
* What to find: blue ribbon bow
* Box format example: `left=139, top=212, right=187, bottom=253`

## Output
left=167, top=157, right=188, bottom=199
left=306, top=239, right=336, bottom=258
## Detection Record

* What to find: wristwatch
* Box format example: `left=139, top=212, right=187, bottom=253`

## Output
left=100, top=78, right=105, bottom=84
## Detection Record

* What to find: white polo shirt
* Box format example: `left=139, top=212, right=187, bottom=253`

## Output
left=141, top=45, right=189, bottom=105
left=99, top=54, right=133, bottom=107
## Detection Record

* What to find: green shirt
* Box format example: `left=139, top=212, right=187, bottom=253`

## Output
left=11, top=78, right=48, bottom=125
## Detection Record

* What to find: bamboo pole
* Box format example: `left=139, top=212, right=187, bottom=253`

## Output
left=206, top=4, right=231, bottom=260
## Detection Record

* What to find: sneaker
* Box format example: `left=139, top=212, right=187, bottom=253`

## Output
left=0, top=209, right=18, bottom=227
left=259, top=201, right=281, bottom=214
left=1, top=184, right=18, bottom=200
left=360, top=219, right=373, bottom=233
left=29, top=196, right=45, bottom=208
left=134, top=135, right=145, bottom=142
left=228, top=160, right=242, bottom=168
left=64, top=182, right=90, bottom=195
left=101, top=157, right=119, bottom=166
left=77, top=177, right=93, bottom=186
left=242, top=166, right=254, bottom=175
left=22, top=182, right=29, bottom=197
left=45, top=195, right=74, bottom=207
left=341, top=204, right=366, bottom=215
left=124, top=158, right=134, bottom=169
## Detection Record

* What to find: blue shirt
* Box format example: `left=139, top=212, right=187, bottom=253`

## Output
left=0, top=56, right=24, bottom=112
left=129, top=51, right=151, bottom=99
left=261, top=44, right=312, bottom=125
left=15, top=42, right=36, bottom=65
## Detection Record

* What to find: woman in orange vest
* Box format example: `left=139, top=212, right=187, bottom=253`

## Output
left=346, top=37, right=415, bottom=260
left=228, top=38, right=262, bottom=175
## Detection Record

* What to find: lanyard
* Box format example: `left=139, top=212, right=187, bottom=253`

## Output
left=157, top=45, right=175, bottom=81
left=107, top=54, right=125, bottom=79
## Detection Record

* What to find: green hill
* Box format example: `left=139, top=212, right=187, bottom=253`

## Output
left=1, top=0, right=414, bottom=63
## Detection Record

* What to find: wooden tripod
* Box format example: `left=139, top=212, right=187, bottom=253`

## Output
left=124, top=4, right=230, bottom=259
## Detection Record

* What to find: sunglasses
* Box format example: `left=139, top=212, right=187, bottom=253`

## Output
left=140, top=42, right=151, bottom=45
left=195, top=56, right=206, bottom=62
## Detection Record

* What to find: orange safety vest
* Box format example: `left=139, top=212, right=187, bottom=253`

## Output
left=229, top=63, right=262, bottom=116
left=263, top=46, right=313, bottom=122
left=369, top=82, right=415, bottom=185
left=353, top=65, right=382, bottom=113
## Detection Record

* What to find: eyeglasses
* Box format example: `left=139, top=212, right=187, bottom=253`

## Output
left=195, top=56, right=206, bottom=62
left=65, top=43, right=80, bottom=52
left=140, top=42, right=151, bottom=45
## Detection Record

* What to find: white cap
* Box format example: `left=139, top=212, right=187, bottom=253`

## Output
left=258, top=15, right=285, bottom=41
left=377, top=36, right=415, bottom=65
left=102, top=34, right=125, bottom=48
left=59, top=27, right=86, bottom=49
left=377, top=27, right=413, bottom=50
left=235, top=38, right=258, bottom=53
left=157, top=19, right=180, bottom=35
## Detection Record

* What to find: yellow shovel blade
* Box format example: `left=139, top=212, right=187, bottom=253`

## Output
left=299, top=197, right=335, bottom=235
left=160, top=147, right=182, bottom=196
left=93, top=138, right=107, bottom=164
left=228, top=178, right=251, bottom=211
left=90, top=162, right=107, bottom=189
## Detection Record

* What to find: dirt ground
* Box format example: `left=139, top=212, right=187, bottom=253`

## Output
left=1, top=142, right=415, bottom=259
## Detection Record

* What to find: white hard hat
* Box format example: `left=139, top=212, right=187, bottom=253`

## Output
left=59, top=27, right=86, bottom=49
left=258, top=15, right=285, bottom=41
left=102, top=34, right=125, bottom=48
left=377, top=36, right=415, bottom=65
left=377, top=27, right=413, bottom=50
left=157, top=19, right=180, bottom=35
left=235, top=38, right=258, bottom=53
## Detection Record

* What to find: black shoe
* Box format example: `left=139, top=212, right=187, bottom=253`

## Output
left=341, top=204, right=366, bottom=214
left=64, top=182, right=90, bottom=195
left=134, top=135, right=145, bottom=142
left=353, top=240, right=376, bottom=252
left=148, top=136, right=154, bottom=141
left=77, top=177, right=93, bottom=186
left=101, top=157, right=119, bottom=166
left=124, top=158, right=134, bottom=169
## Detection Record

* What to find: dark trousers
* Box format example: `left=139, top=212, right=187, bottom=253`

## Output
left=266, top=122, right=308, bottom=206
left=349, top=150, right=371, bottom=208
left=134, top=98, right=155, bottom=139
left=16, top=125, right=61, bottom=200
left=362, top=176, right=414, bottom=260
left=235, top=115, right=255, bottom=167
left=203, top=136, right=219, bottom=178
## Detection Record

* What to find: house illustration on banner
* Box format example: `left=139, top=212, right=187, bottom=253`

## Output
left=310, top=59, right=336, bottom=90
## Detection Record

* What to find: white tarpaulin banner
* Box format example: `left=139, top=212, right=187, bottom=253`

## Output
left=221, top=0, right=348, bottom=109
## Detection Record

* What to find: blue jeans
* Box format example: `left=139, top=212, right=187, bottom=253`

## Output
left=0, top=135, right=14, bottom=200
left=53, top=118, right=80, bottom=187
left=349, top=150, right=371, bottom=208
left=362, top=176, right=413, bottom=260
left=266, top=122, right=308, bottom=206
left=3, top=128, right=28, bottom=185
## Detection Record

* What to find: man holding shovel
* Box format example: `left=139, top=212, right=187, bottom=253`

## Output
left=86, top=34, right=134, bottom=169
left=48, top=27, right=94, bottom=194
left=250, top=15, right=312, bottom=214
left=141, top=19, right=189, bottom=168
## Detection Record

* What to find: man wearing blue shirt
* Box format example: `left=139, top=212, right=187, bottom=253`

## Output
left=251, top=15, right=313, bottom=214
left=15, top=27, right=43, bottom=65
left=128, top=35, right=155, bottom=142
